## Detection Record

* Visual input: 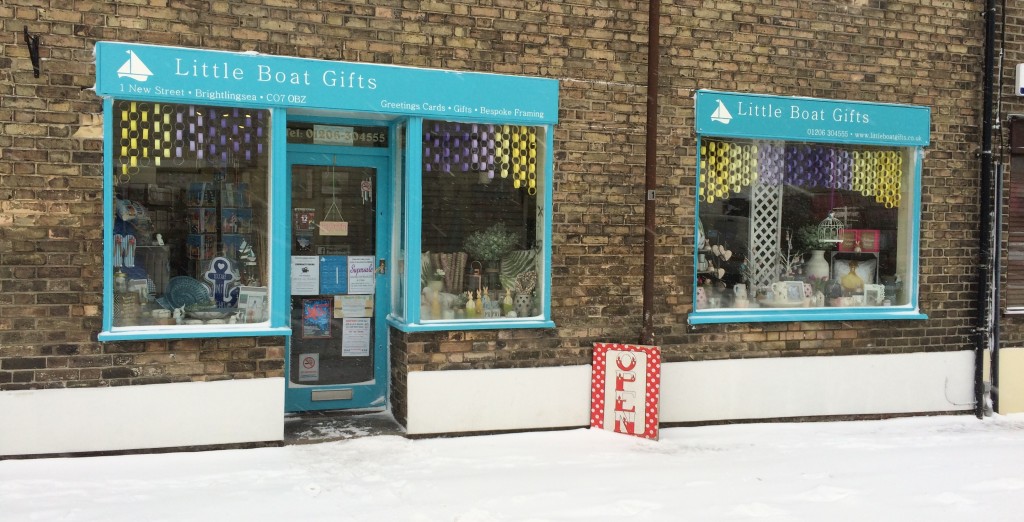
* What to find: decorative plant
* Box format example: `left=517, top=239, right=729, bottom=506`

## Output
left=429, top=268, right=445, bottom=282
left=463, top=222, right=520, bottom=262
left=794, top=224, right=829, bottom=252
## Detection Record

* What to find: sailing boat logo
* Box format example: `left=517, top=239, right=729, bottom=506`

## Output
left=710, top=99, right=732, bottom=124
left=117, top=50, right=153, bottom=82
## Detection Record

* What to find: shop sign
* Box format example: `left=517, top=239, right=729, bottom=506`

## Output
left=95, top=41, right=558, bottom=124
left=590, top=343, right=661, bottom=440
left=695, top=90, right=930, bottom=147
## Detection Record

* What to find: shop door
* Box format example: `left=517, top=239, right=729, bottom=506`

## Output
left=285, top=151, right=389, bottom=412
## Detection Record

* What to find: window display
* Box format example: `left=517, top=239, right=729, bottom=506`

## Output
left=697, top=139, right=909, bottom=311
left=108, top=101, right=270, bottom=328
left=691, top=90, right=930, bottom=324
left=418, top=120, right=545, bottom=322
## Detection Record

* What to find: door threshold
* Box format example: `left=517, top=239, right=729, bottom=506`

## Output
left=284, top=409, right=405, bottom=445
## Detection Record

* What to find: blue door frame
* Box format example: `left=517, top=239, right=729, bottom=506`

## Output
left=284, top=146, right=391, bottom=412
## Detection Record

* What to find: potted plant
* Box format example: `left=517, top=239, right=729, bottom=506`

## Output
left=464, top=222, right=520, bottom=262
left=464, top=223, right=521, bottom=289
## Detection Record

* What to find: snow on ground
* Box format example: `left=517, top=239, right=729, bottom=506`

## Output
left=2, top=414, right=1023, bottom=521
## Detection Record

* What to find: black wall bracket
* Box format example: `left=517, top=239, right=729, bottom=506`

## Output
left=23, top=26, right=40, bottom=78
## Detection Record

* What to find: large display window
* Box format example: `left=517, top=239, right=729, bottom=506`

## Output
left=418, top=121, right=546, bottom=323
left=690, top=91, right=930, bottom=324
left=101, top=101, right=279, bottom=338
left=389, top=118, right=555, bottom=331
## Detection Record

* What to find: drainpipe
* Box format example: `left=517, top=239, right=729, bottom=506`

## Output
left=976, top=0, right=996, bottom=419
left=640, top=0, right=660, bottom=345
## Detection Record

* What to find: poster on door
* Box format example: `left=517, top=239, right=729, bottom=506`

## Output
left=290, top=256, right=320, bottom=295
left=590, top=343, right=661, bottom=440
left=342, top=318, right=371, bottom=357
left=347, top=256, right=375, bottom=294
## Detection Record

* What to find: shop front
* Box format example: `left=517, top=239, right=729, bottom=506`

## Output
left=0, top=42, right=559, bottom=455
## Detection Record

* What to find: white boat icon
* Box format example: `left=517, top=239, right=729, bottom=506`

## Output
left=117, top=50, right=153, bottom=82
left=710, top=99, right=732, bottom=124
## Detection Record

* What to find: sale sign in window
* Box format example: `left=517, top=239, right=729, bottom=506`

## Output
left=590, top=343, right=661, bottom=440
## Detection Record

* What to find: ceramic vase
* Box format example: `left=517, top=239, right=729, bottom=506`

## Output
left=805, top=250, right=830, bottom=280
left=514, top=293, right=533, bottom=318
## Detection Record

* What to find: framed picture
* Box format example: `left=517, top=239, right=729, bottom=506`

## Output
left=301, top=298, right=333, bottom=338
left=769, top=280, right=806, bottom=305
left=237, top=286, right=268, bottom=323
left=863, top=284, right=885, bottom=306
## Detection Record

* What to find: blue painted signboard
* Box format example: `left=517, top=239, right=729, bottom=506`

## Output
left=95, top=42, right=558, bottom=124
left=695, top=90, right=930, bottom=147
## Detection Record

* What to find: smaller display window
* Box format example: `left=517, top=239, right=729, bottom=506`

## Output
left=690, top=91, right=930, bottom=324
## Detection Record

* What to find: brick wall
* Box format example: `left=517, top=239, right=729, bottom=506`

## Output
left=997, top=1, right=1024, bottom=345
left=1, top=0, right=987, bottom=398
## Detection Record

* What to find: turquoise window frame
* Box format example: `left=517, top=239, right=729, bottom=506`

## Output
left=689, top=90, right=930, bottom=325
left=387, top=117, right=556, bottom=332
left=97, top=100, right=291, bottom=341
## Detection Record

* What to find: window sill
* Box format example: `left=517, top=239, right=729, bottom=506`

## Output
left=98, top=325, right=291, bottom=342
left=387, top=315, right=555, bottom=332
left=688, top=306, right=927, bottom=325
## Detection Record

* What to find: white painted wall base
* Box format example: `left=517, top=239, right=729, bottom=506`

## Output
left=406, top=365, right=593, bottom=435
left=998, top=347, right=1024, bottom=414
left=404, top=352, right=975, bottom=435
left=659, top=351, right=975, bottom=423
left=1, top=378, right=284, bottom=457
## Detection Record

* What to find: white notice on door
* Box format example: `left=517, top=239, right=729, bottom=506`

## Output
left=298, top=353, right=319, bottom=381
left=342, top=318, right=371, bottom=357
left=347, top=256, right=375, bottom=295
left=291, top=256, right=320, bottom=295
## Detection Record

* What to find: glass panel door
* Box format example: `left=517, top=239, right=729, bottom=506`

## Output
left=285, top=151, right=389, bottom=412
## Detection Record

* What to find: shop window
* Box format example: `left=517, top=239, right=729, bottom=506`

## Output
left=1006, top=117, right=1024, bottom=312
left=415, top=120, right=548, bottom=324
left=104, top=101, right=273, bottom=335
left=695, top=138, right=918, bottom=321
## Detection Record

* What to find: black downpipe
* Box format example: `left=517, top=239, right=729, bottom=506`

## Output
left=640, top=0, right=660, bottom=345
left=977, top=0, right=997, bottom=419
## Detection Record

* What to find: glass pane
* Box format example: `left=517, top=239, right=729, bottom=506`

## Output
left=289, top=163, right=377, bottom=385
left=697, top=139, right=912, bottom=311
left=110, top=101, right=270, bottom=327
left=392, top=122, right=407, bottom=321
left=420, top=120, right=544, bottom=321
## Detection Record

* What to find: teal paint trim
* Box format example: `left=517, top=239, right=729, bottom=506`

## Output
left=388, top=316, right=556, bottom=333
left=270, top=108, right=290, bottom=329
left=688, top=308, right=927, bottom=325
left=99, top=326, right=291, bottom=342
left=541, top=127, right=555, bottom=320
left=405, top=118, right=423, bottom=325
left=101, top=98, right=115, bottom=334
left=95, top=42, right=558, bottom=125
left=695, top=90, right=930, bottom=147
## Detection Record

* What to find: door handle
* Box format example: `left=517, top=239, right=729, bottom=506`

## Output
left=376, top=258, right=386, bottom=275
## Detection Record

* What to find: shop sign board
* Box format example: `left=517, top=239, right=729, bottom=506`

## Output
left=590, top=343, right=661, bottom=440
left=95, top=42, right=558, bottom=124
left=695, top=90, right=930, bottom=147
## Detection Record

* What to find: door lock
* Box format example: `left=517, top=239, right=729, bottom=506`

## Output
left=376, top=258, right=386, bottom=275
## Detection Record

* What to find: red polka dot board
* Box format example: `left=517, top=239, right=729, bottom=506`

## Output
left=590, top=343, right=662, bottom=440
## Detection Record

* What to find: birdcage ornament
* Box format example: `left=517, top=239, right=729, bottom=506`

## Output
left=816, top=211, right=846, bottom=245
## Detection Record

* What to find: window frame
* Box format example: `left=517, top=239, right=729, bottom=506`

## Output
left=387, top=117, right=556, bottom=332
left=688, top=91, right=930, bottom=325
left=98, top=98, right=291, bottom=341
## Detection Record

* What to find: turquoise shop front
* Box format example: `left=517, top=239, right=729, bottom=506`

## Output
left=87, top=42, right=558, bottom=451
